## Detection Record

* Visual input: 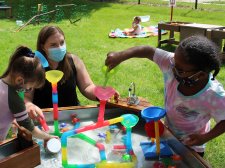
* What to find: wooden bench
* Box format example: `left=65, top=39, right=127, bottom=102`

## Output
left=0, top=6, right=12, bottom=18
left=206, top=27, right=225, bottom=52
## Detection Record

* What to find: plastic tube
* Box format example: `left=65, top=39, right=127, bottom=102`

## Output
left=154, top=121, right=160, bottom=155
left=98, top=100, right=106, bottom=122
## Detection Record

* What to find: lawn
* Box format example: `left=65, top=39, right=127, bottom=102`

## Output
left=0, top=1, right=225, bottom=167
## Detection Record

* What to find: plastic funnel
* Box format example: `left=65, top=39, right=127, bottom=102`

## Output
left=94, top=86, right=115, bottom=100
left=141, top=106, right=166, bottom=122
left=46, top=70, right=64, bottom=83
left=121, top=114, right=139, bottom=128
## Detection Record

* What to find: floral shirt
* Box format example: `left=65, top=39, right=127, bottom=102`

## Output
left=153, top=48, right=225, bottom=152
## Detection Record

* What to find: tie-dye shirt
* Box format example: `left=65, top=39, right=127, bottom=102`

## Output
left=153, top=48, right=225, bottom=152
left=0, top=79, right=34, bottom=141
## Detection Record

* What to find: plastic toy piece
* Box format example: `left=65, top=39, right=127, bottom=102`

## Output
left=141, top=106, right=173, bottom=159
left=113, top=145, right=126, bottom=150
left=122, top=154, right=131, bottom=162
left=171, top=154, right=182, bottom=161
left=70, top=113, right=77, bottom=119
left=34, top=51, right=49, bottom=68
left=105, top=130, right=111, bottom=143
left=94, top=86, right=115, bottom=122
left=102, top=65, right=118, bottom=87
left=98, top=132, right=106, bottom=139
left=109, top=125, right=118, bottom=131
left=61, top=113, right=138, bottom=167
left=46, top=70, right=63, bottom=83
left=61, top=127, right=70, bottom=133
left=60, top=123, right=67, bottom=128
left=153, top=161, right=166, bottom=168
left=50, top=83, right=138, bottom=167
left=37, top=116, right=49, bottom=132
left=140, top=141, right=173, bottom=159
left=94, top=86, right=116, bottom=101
left=46, top=70, right=64, bottom=136
left=145, top=120, right=164, bottom=138
left=161, top=157, right=174, bottom=167
left=46, top=138, right=61, bottom=154
left=72, top=118, right=80, bottom=124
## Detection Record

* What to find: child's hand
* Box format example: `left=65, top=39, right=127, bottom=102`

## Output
left=105, top=52, right=123, bottom=70
left=26, top=102, right=44, bottom=120
left=181, top=134, right=207, bottom=146
left=18, top=126, right=33, bottom=141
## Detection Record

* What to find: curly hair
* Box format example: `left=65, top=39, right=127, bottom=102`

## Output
left=177, top=35, right=221, bottom=80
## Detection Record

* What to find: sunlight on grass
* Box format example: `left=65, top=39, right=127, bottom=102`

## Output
left=0, top=1, right=225, bottom=167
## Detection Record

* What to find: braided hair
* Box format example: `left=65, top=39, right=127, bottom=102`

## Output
left=177, top=35, right=221, bottom=80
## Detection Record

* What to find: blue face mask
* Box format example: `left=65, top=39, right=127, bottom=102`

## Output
left=48, top=44, right=66, bottom=62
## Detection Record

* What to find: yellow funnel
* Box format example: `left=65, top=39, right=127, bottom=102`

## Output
left=46, top=70, right=64, bottom=83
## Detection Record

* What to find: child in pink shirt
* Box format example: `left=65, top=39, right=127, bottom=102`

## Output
left=105, top=36, right=225, bottom=157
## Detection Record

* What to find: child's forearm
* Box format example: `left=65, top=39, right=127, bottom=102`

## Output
left=204, top=120, right=225, bottom=142
left=32, top=126, right=51, bottom=140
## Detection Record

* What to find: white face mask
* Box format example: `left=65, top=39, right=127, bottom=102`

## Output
left=48, top=44, right=67, bottom=62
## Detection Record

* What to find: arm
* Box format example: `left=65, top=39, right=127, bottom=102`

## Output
left=72, top=55, right=97, bottom=101
left=24, top=91, right=44, bottom=119
left=105, top=45, right=156, bottom=70
left=31, top=126, right=54, bottom=140
left=185, top=120, right=225, bottom=146
left=13, top=120, right=53, bottom=141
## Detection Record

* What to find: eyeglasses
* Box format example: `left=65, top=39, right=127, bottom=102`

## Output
left=169, top=57, right=198, bottom=76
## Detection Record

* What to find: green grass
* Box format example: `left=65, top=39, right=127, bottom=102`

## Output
left=0, top=1, right=225, bottom=167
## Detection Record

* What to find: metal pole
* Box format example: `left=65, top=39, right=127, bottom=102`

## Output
left=195, top=0, right=198, bottom=9
left=170, top=6, right=173, bottom=22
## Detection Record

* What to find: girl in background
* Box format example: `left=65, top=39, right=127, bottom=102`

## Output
left=125, top=16, right=142, bottom=36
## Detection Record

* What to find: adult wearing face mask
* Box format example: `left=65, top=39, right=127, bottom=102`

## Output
left=105, top=36, right=225, bottom=158
left=25, top=25, right=98, bottom=117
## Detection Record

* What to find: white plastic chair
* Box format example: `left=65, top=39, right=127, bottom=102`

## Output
left=139, top=15, right=150, bottom=22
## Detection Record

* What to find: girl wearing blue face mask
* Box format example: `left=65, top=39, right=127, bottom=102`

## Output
left=105, top=35, right=225, bottom=158
left=24, top=25, right=101, bottom=114
left=0, top=46, right=56, bottom=142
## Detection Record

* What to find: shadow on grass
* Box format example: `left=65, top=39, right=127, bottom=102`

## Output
left=5, top=0, right=117, bottom=22
left=159, top=44, right=177, bottom=52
